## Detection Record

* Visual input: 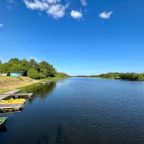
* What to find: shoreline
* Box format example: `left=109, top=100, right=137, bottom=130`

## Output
left=0, top=76, right=68, bottom=94
left=73, top=76, right=144, bottom=81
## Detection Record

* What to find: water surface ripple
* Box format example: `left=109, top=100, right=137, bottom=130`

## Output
left=1, top=78, right=144, bottom=144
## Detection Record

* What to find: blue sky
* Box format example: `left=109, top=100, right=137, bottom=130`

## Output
left=0, top=0, right=144, bottom=75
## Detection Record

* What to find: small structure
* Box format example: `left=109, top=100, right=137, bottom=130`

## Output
left=10, top=72, right=24, bottom=77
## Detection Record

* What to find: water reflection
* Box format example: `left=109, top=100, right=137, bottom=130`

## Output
left=36, top=82, right=57, bottom=100
left=2, top=78, right=144, bottom=144
left=56, top=125, right=64, bottom=144
left=37, top=135, right=49, bottom=144
left=0, top=126, right=7, bottom=133
left=0, top=82, right=57, bottom=134
left=23, top=82, right=56, bottom=94
left=37, top=125, right=65, bottom=144
left=26, top=82, right=57, bottom=102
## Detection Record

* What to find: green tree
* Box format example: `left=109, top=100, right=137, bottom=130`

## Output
left=27, top=68, right=39, bottom=79
left=39, top=61, right=57, bottom=77
left=39, top=72, right=46, bottom=79
left=0, top=61, right=3, bottom=73
left=0, top=58, right=63, bottom=79
left=137, top=74, right=144, bottom=81
left=29, top=59, right=39, bottom=71
left=6, top=58, right=23, bottom=72
left=21, top=59, right=29, bottom=76
left=56, top=72, right=69, bottom=78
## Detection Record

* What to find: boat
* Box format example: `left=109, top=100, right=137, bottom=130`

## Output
left=0, top=117, right=7, bottom=128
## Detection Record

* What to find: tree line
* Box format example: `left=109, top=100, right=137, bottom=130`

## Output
left=96, top=72, right=144, bottom=81
left=0, top=58, right=68, bottom=79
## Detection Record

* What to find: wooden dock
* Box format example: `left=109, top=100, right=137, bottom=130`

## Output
left=3, top=93, right=33, bottom=99
left=0, top=104, right=24, bottom=109
left=4, top=89, right=21, bottom=95
left=0, top=89, right=33, bottom=113
left=0, top=89, right=21, bottom=100
left=0, top=89, right=33, bottom=100
left=0, top=104, right=24, bottom=112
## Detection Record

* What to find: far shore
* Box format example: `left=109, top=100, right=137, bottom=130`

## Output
left=73, top=72, right=144, bottom=81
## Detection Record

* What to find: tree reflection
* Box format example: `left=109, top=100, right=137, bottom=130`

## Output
left=26, top=82, right=57, bottom=102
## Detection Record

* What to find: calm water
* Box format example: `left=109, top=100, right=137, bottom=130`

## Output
left=1, top=78, right=144, bottom=144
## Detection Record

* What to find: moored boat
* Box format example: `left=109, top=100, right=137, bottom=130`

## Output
left=0, top=117, right=7, bottom=128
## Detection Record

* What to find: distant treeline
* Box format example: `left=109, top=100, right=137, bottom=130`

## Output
left=0, top=58, right=68, bottom=79
left=95, top=72, right=144, bottom=81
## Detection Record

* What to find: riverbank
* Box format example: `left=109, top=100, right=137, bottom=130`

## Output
left=0, top=76, right=68, bottom=94
left=76, top=72, right=144, bottom=81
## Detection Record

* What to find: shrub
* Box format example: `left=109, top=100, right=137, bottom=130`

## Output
left=27, top=68, right=39, bottom=79
left=39, top=72, right=46, bottom=79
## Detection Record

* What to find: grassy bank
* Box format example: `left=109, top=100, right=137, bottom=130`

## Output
left=0, top=76, right=38, bottom=94
left=0, top=76, right=68, bottom=94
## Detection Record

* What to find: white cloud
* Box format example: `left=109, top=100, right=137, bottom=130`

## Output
left=71, top=10, right=82, bottom=19
left=23, top=0, right=90, bottom=19
left=99, top=11, right=113, bottom=19
left=81, top=0, right=87, bottom=6
left=23, top=0, right=67, bottom=19
left=23, top=0, right=49, bottom=11
left=0, top=23, right=4, bottom=28
left=44, top=0, right=60, bottom=4
left=47, top=4, right=66, bottom=18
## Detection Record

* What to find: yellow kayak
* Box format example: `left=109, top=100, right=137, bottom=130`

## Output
left=0, top=98, right=26, bottom=105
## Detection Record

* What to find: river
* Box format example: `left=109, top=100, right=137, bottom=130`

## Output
left=1, top=77, right=144, bottom=144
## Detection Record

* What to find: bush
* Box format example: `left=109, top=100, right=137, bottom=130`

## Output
left=137, top=74, right=144, bottom=81
left=56, top=72, right=69, bottom=78
left=27, top=68, right=39, bottom=79
left=39, top=72, right=46, bottom=79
